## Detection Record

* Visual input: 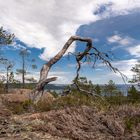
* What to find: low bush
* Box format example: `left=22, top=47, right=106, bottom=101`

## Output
left=35, top=90, right=109, bottom=112
left=106, top=96, right=128, bottom=105
left=3, top=99, right=33, bottom=114
left=0, top=81, right=5, bottom=94
left=124, top=115, right=140, bottom=132
left=22, top=99, right=33, bottom=110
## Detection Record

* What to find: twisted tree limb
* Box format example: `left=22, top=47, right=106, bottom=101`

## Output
left=30, top=36, right=93, bottom=102
left=30, top=35, right=126, bottom=102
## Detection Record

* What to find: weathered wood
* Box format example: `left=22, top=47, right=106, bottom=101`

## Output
left=30, top=36, right=93, bottom=102
left=39, top=36, right=92, bottom=81
left=30, top=35, right=125, bottom=103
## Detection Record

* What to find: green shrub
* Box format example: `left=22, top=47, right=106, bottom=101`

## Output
left=106, top=95, right=128, bottom=105
left=12, top=103, right=24, bottom=114
left=50, top=91, right=59, bottom=98
left=4, top=102, right=24, bottom=114
left=3, top=99, right=33, bottom=114
left=35, top=90, right=109, bottom=112
left=24, top=83, right=35, bottom=89
left=35, top=98, right=54, bottom=112
left=0, top=81, right=5, bottom=94
left=22, top=99, right=33, bottom=110
left=127, top=85, right=140, bottom=103
left=125, top=115, right=140, bottom=131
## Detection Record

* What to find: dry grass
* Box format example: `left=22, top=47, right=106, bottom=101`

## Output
left=0, top=89, right=140, bottom=140
left=11, top=104, right=140, bottom=140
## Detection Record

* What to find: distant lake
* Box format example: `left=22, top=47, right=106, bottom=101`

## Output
left=8, top=83, right=139, bottom=96
left=116, top=84, right=130, bottom=96
left=117, top=84, right=140, bottom=96
left=45, top=84, right=138, bottom=96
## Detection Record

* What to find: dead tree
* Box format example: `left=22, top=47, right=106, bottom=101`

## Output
left=30, top=36, right=125, bottom=102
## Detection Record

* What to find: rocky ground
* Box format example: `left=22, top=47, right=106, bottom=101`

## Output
left=0, top=106, right=70, bottom=140
left=0, top=105, right=140, bottom=140
left=0, top=90, right=140, bottom=140
left=0, top=92, right=68, bottom=140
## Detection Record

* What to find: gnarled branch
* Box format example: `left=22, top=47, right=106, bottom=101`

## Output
left=30, top=35, right=126, bottom=102
left=30, top=36, right=93, bottom=102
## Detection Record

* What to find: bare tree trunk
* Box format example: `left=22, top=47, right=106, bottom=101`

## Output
left=30, top=35, right=124, bottom=103
left=30, top=36, right=93, bottom=102
left=5, top=67, right=9, bottom=93
left=22, top=55, right=25, bottom=88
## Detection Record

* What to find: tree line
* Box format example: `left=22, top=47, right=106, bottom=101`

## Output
left=0, top=27, right=37, bottom=93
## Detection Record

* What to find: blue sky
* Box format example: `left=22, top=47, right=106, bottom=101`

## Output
left=0, top=0, right=140, bottom=84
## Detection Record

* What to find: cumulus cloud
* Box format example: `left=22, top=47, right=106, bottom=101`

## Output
left=107, top=34, right=132, bottom=46
left=107, top=34, right=140, bottom=57
left=15, top=71, right=74, bottom=84
left=0, top=0, right=140, bottom=60
left=126, top=45, right=140, bottom=58
left=95, top=0, right=140, bottom=18
left=0, top=0, right=98, bottom=60
left=111, top=59, right=138, bottom=77
left=88, top=59, right=138, bottom=84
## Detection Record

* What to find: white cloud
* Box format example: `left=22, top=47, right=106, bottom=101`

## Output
left=68, top=58, right=139, bottom=84
left=89, top=59, right=138, bottom=84
left=0, top=0, right=140, bottom=61
left=0, top=0, right=98, bottom=60
left=98, top=0, right=140, bottom=18
left=48, top=71, right=74, bottom=84
left=107, top=34, right=132, bottom=46
left=111, top=59, right=138, bottom=77
left=15, top=71, right=74, bottom=84
left=126, top=45, right=140, bottom=58
left=107, top=34, right=140, bottom=58
left=110, top=0, right=140, bottom=15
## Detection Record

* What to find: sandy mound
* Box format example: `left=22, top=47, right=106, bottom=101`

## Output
left=1, top=89, right=54, bottom=103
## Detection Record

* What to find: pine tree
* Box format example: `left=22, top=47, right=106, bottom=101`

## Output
left=104, top=80, right=120, bottom=96
left=128, top=85, right=140, bottom=103
left=129, top=60, right=140, bottom=88
left=94, top=84, right=101, bottom=95
left=0, top=27, right=14, bottom=60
